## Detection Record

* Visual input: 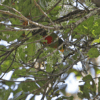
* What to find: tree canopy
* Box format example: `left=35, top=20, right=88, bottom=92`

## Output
left=0, top=0, right=100, bottom=100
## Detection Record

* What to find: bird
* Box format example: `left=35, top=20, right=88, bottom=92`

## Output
left=20, top=28, right=65, bottom=52
left=32, top=29, right=66, bottom=52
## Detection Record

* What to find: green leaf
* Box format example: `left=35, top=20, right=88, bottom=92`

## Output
left=5, top=81, right=14, bottom=87
left=3, top=89, right=11, bottom=100
left=12, top=69, right=27, bottom=77
left=13, top=91, right=23, bottom=100
left=21, top=79, right=38, bottom=92
left=46, top=64, right=53, bottom=72
left=92, top=38, right=100, bottom=44
left=87, top=48, right=99, bottom=58
left=27, top=43, right=36, bottom=56
left=79, top=75, right=96, bottom=99
left=83, top=74, right=92, bottom=81
left=1, top=60, right=11, bottom=72
left=10, top=18, right=21, bottom=25
left=48, top=6, right=61, bottom=20
left=0, top=25, right=6, bottom=31
left=78, top=92, right=84, bottom=99
left=13, top=92, right=26, bottom=100
left=98, top=77, right=100, bottom=93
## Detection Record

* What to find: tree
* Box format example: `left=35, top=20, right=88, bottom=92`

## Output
left=0, top=0, right=100, bottom=99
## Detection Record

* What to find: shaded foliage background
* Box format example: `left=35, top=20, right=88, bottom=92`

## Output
left=0, top=0, right=100, bottom=99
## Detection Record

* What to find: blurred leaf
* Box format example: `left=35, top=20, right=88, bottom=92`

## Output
left=92, top=38, right=100, bottom=44
left=98, top=77, right=100, bottom=93
left=87, top=48, right=99, bottom=58
left=79, top=75, right=96, bottom=99
left=3, top=89, right=11, bottom=100
left=13, top=91, right=23, bottom=100
left=1, top=60, right=12, bottom=72
left=21, top=79, right=38, bottom=92
left=46, top=64, right=53, bottom=72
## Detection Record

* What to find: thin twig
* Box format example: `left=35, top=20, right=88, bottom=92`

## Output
left=34, top=0, right=54, bottom=25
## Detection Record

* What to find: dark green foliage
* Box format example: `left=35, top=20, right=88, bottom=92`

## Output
left=0, top=0, right=100, bottom=100
left=78, top=75, right=96, bottom=99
